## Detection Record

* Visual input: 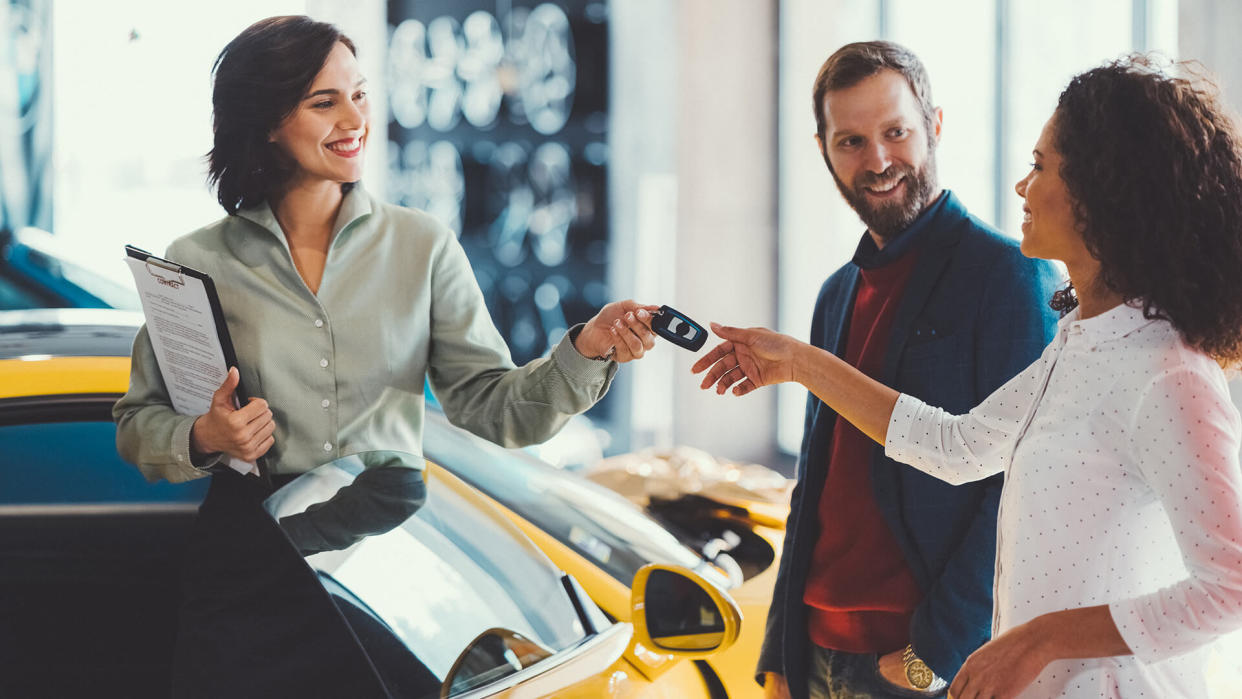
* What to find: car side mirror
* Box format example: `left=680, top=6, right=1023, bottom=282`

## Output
left=629, top=564, right=741, bottom=658
left=439, top=627, right=553, bottom=698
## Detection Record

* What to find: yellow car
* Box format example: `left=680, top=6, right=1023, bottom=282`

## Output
left=421, top=398, right=786, bottom=699
left=0, top=308, right=749, bottom=698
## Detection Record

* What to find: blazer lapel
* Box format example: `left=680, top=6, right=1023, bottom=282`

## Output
left=826, top=268, right=858, bottom=358
left=880, top=217, right=966, bottom=385
left=809, top=267, right=859, bottom=430
left=873, top=211, right=967, bottom=590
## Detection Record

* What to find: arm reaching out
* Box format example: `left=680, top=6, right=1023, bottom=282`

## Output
left=691, top=322, right=899, bottom=445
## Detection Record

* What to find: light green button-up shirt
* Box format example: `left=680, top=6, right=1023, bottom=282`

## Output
left=114, top=187, right=617, bottom=483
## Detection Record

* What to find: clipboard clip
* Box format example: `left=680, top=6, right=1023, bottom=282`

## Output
left=145, top=259, right=186, bottom=289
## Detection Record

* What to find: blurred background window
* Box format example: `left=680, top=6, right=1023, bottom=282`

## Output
left=1, top=0, right=1237, bottom=470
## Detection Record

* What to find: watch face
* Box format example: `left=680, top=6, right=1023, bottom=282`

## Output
left=905, top=660, right=935, bottom=690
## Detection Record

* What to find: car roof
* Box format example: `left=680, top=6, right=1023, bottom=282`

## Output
left=0, top=308, right=142, bottom=359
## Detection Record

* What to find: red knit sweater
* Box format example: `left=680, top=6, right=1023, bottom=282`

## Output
left=803, top=250, right=923, bottom=653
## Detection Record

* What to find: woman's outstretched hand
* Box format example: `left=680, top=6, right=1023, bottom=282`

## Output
left=575, top=301, right=662, bottom=363
left=691, top=323, right=801, bottom=396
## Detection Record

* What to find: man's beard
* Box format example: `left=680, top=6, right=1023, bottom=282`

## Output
left=832, top=154, right=939, bottom=242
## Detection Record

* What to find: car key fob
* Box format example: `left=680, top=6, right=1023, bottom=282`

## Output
left=651, top=305, right=708, bottom=351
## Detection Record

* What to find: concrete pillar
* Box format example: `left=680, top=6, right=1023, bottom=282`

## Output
left=611, top=0, right=780, bottom=466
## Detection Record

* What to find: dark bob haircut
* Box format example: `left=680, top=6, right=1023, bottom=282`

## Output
left=207, top=16, right=356, bottom=214
left=1052, top=55, right=1242, bottom=365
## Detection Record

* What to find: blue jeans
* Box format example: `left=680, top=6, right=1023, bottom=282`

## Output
left=806, top=646, right=946, bottom=699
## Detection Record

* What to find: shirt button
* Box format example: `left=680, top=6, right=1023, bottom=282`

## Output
left=321, top=399, right=331, bottom=408
left=323, top=442, right=332, bottom=452
left=314, top=319, right=324, bottom=328
left=320, top=358, right=329, bottom=368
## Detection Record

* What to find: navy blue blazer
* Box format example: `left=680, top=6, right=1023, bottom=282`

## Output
left=757, top=192, right=1062, bottom=697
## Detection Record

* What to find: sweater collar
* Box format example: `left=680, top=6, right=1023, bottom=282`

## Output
left=852, top=190, right=963, bottom=269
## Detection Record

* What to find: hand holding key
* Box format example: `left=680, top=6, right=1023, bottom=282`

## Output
left=576, top=303, right=712, bottom=361
left=575, top=301, right=662, bottom=362
left=650, top=305, right=708, bottom=351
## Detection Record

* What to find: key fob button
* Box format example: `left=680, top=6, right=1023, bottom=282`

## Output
left=652, top=305, right=708, bottom=351
left=669, top=318, right=697, bottom=338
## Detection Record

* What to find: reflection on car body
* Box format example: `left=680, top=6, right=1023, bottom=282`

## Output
left=266, top=454, right=601, bottom=696
left=275, top=452, right=428, bottom=556
left=264, top=450, right=741, bottom=697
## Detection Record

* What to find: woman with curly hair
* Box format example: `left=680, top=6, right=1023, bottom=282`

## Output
left=695, top=56, right=1242, bottom=697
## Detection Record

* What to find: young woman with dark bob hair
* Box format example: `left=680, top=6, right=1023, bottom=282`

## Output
left=697, top=56, right=1242, bottom=697
left=114, top=15, right=656, bottom=693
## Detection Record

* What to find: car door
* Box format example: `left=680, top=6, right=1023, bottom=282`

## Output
left=0, top=391, right=208, bottom=698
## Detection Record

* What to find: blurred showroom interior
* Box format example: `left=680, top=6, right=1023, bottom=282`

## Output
left=3, top=0, right=1242, bottom=473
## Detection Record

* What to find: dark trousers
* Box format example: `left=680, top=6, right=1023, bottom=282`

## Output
left=170, top=470, right=388, bottom=698
left=806, top=645, right=946, bottom=699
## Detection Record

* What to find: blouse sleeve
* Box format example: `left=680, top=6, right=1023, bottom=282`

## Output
left=885, top=348, right=1052, bottom=485
left=112, top=324, right=214, bottom=483
left=1109, top=366, right=1242, bottom=662
left=425, top=229, right=617, bottom=448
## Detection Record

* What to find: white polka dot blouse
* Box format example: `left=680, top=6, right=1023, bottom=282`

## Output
left=887, top=302, right=1242, bottom=698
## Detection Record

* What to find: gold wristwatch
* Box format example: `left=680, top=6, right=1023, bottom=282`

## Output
left=901, top=645, right=948, bottom=692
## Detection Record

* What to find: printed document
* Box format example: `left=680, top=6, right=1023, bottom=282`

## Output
left=125, top=255, right=257, bottom=476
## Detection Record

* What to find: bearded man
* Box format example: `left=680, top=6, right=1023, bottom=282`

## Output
left=753, top=41, right=1061, bottom=699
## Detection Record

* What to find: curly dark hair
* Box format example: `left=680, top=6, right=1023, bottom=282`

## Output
left=207, top=16, right=356, bottom=214
left=1053, top=55, right=1242, bottom=365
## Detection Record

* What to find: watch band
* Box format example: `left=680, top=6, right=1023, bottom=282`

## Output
left=901, top=644, right=948, bottom=693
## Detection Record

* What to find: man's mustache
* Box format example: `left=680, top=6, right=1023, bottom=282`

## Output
left=855, top=166, right=910, bottom=190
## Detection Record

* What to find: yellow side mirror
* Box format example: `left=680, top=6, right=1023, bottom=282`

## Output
left=630, top=564, right=741, bottom=658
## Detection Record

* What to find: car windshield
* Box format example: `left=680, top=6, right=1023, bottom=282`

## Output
left=422, top=409, right=728, bottom=589
left=264, top=453, right=600, bottom=695
left=3, top=228, right=141, bottom=310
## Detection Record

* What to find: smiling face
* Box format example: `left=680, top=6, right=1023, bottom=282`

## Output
left=269, top=41, right=369, bottom=190
left=817, top=69, right=942, bottom=243
left=1014, top=114, right=1092, bottom=268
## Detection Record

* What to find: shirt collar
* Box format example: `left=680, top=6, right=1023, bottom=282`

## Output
left=1059, top=300, right=1157, bottom=345
left=235, top=184, right=374, bottom=251
left=851, top=190, right=954, bottom=269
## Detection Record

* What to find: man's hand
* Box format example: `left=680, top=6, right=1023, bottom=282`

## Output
left=190, top=367, right=275, bottom=463
left=691, top=323, right=801, bottom=396
left=877, top=649, right=918, bottom=690
left=949, top=621, right=1051, bottom=699
left=763, top=672, right=791, bottom=699
left=574, top=301, right=661, bottom=363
